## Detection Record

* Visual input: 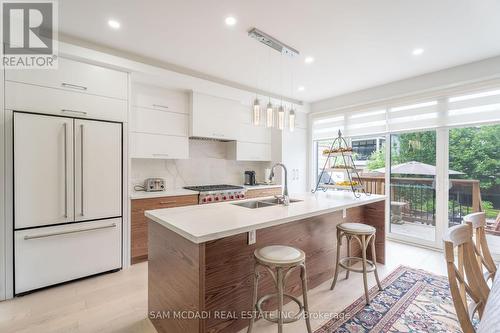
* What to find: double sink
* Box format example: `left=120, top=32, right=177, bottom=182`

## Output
left=232, top=197, right=302, bottom=209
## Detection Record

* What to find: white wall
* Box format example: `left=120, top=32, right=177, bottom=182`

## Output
left=311, top=55, right=500, bottom=113
left=131, top=139, right=270, bottom=189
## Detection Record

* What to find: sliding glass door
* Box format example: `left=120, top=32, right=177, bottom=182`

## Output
left=448, top=124, right=500, bottom=258
left=388, top=131, right=438, bottom=245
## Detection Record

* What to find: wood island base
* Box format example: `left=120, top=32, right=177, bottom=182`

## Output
left=148, top=200, right=385, bottom=333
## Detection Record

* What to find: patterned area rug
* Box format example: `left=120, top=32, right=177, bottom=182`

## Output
left=315, top=265, right=462, bottom=333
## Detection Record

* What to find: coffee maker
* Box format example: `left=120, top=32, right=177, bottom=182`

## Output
left=244, top=171, right=256, bottom=186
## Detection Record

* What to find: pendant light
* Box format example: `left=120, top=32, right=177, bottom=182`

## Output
left=289, top=107, right=296, bottom=131
left=266, top=99, right=274, bottom=128
left=277, top=104, right=285, bottom=130
left=252, top=96, right=261, bottom=125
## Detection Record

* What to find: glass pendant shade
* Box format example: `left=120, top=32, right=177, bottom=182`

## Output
left=277, top=105, right=285, bottom=130
left=266, top=102, right=274, bottom=128
left=289, top=108, right=296, bottom=131
left=252, top=98, right=261, bottom=125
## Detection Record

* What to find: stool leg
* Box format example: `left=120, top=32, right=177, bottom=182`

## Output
left=330, top=229, right=342, bottom=290
left=361, top=235, right=370, bottom=305
left=345, top=236, right=351, bottom=280
left=370, top=234, right=383, bottom=291
left=277, top=267, right=284, bottom=333
left=300, top=263, right=313, bottom=333
left=247, top=264, right=260, bottom=333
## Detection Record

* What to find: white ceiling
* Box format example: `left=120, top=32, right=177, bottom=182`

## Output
left=59, top=0, right=500, bottom=102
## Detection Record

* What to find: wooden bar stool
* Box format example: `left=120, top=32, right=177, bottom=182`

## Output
left=330, top=223, right=383, bottom=304
left=247, top=245, right=312, bottom=333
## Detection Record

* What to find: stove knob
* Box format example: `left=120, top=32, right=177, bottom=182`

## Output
left=241, top=194, right=245, bottom=198
left=223, top=196, right=227, bottom=200
left=207, top=197, right=212, bottom=202
left=230, top=195, right=234, bottom=199
left=215, top=197, right=219, bottom=201
left=235, top=195, right=239, bottom=199
left=202, top=198, right=207, bottom=203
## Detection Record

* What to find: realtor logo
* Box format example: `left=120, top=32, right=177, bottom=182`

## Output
left=1, top=0, right=58, bottom=69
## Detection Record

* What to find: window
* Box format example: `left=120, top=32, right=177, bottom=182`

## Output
left=310, top=82, right=500, bottom=251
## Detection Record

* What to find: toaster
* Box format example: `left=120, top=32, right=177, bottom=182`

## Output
left=145, top=178, right=166, bottom=192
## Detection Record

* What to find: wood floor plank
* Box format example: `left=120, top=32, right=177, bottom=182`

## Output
left=0, top=241, right=447, bottom=333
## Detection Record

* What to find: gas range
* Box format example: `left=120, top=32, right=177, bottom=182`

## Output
left=183, top=185, right=247, bottom=204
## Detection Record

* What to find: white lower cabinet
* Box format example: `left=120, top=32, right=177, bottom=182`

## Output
left=15, top=218, right=122, bottom=294
left=130, top=132, right=189, bottom=159
left=228, top=141, right=271, bottom=161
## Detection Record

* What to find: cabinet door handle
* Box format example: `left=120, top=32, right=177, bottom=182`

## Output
left=80, top=124, right=85, bottom=217
left=63, top=123, right=68, bottom=218
left=153, top=153, right=169, bottom=157
left=24, top=223, right=117, bottom=240
left=152, top=104, right=169, bottom=109
left=61, top=82, right=87, bottom=91
left=61, top=109, right=87, bottom=116
left=159, top=201, right=177, bottom=205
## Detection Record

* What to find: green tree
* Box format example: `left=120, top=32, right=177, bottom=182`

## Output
left=367, top=148, right=385, bottom=170
left=396, top=131, right=436, bottom=165
left=366, top=125, right=500, bottom=192
left=449, top=126, right=500, bottom=190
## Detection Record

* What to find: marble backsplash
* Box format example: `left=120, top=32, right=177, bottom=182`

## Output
left=131, top=139, right=271, bottom=190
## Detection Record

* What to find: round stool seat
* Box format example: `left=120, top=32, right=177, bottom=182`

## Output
left=338, top=222, right=376, bottom=235
left=254, top=245, right=305, bottom=266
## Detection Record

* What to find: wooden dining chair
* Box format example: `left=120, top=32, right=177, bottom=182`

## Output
left=444, top=224, right=490, bottom=333
left=464, top=212, right=497, bottom=282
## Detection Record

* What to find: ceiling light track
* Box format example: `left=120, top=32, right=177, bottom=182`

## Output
left=248, top=28, right=299, bottom=58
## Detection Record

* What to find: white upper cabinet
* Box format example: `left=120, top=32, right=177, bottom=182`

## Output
left=190, top=92, right=241, bottom=140
left=190, top=91, right=271, bottom=146
left=5, top=57, right=128, bottom=122
left=6, top=57, right=128, bottom=100
left=130, top=132, right=188, bottom=159
left=132, top=84, right=188, bottom=113
left=228, top=142, right=271, bottom=161
left=5, top=81, right=127, bottom=122
left=130, top=83, right=189, bottom=159
left=131, top=107, right=188, bottom=136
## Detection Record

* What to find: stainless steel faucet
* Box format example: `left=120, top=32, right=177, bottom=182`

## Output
left=269, top=163, right=290, bottom=206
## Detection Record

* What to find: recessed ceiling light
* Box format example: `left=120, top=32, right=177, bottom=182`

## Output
left=412, top=48, right=424, bottom=56
left=225, top=16, right=237, bottom=26
left=298, top=86, right=305, bottom=92
left=108, top=19, right=121, bottom=29
left=304, top=56, right=315, bottom=64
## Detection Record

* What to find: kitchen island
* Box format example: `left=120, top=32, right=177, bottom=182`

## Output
left=146, top=191, right=386, bottom=333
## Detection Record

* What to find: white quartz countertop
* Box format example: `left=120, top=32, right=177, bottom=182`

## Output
left=145, top=191, right=386, bottom=244
left=130, top=184, right=281, bottom=199
left=130, top=189, right=199, bottom=199
left=243, top=184, right=281, bottom=190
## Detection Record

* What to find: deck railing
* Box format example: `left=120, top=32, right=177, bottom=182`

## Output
left=359, top=175, right=482, bottom=226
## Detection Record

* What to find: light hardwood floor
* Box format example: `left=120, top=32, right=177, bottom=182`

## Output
left=0, top=241, right=447, bottom=333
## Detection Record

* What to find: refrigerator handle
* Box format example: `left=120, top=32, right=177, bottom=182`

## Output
left=80, top=124, right=84, bottom=217
left=63, top=123, right=68, bottom=218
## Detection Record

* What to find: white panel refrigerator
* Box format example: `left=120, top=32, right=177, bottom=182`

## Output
left=13, top=112, right=123, bottom=294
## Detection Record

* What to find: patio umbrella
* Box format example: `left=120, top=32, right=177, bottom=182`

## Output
left=373, top=161, right=464, bottom=175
